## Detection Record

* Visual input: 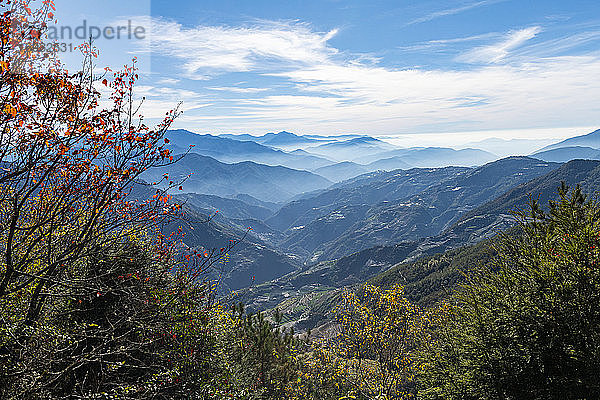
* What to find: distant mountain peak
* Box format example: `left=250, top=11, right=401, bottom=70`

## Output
left=349, top=136, right=381, bottom=143
left=264, top=130, right=298, bottom=137
left=579, top=128, right=600, bottom=137
left=538, top=128, right=600, bottom=153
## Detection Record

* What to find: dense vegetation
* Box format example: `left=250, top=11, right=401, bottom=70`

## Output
left=418, top=185, right=600, bottom=399
left=3, top=1, right=600, bottom=399
left=369, top=238, right=498, bottom=306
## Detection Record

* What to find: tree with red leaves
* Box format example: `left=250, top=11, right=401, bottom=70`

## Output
left=0, top=1, right=238, bottom=397
left=0, top=0, right=184, bottom=309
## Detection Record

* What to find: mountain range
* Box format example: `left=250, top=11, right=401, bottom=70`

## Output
left=313, top=161, right=370, bottom=182
left=305, top=137, right=397, bottom=162
left=237, top=158, right=600, bottom=327
left=537, top=128, right=600, bottom=152
left=221, top=131, right=323, bottom=145
left=531, top=146, right=600, bottom=163
left=165, top=130, right=334, bottom=170
left=167, top=130, right=504, bottom=181
left=267, top=157, right=558, bottom=263
left=142, top=153, right=331, bottom=203
left=356, top=147, right=497, bottom=167
left=147, top=127, right=600, bottom=331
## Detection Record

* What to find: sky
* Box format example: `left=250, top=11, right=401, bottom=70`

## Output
left=52, top=0, right=600, bottom=147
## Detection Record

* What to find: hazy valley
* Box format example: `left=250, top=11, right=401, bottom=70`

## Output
left=150, top=128, right=600, bottom=330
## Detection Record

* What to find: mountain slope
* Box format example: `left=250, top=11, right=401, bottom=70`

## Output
left=142, top=153, right=332, bottom=203
left=266, top=166, right=470, bottom=233
left=166, top=130, right=333, bottom=170
left=364, top=156, right=412, bottom=171
left=531, top=146, right=600, bottom=163
left=260, top=238, right=498, bottom=331
left=232, top=194, right=279, bottom=211
left=313, top=161, right=369, bottom=182
left=174, top=193, right=285, bottom=244
left=281, top=157, right=560, bottom=262
left=369, top=239, right=497, bottom=305
left=538, top=128, right=600, bottom=152
left=447, top=159, right=600, bottom=245
left=167, top=206, right=300, bottom=291
left=176, top=193, right=274, bottom=221
left=238, top=240, right=420, bottom=313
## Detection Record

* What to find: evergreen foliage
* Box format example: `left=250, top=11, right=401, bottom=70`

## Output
left=418, top=184, right=600, bottom=399
left=226, top=304, right=306, bottom=398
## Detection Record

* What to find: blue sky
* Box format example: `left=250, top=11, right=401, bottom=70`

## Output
left=54, top=0, right=600, bottom=146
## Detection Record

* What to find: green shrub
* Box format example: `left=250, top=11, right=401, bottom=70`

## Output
left=419, top=184, right=600, bottom=400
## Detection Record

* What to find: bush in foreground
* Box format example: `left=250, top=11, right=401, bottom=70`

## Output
left=419, top=185, right=600, bottom=399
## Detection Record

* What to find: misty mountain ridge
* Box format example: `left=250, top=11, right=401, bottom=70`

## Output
left=531, top=146, right=600, bottom=163
left=273, top=157, right=559, bottom=263
left=313, top=161, right=369, bottom=182
left=148, top=127, right=600, bottom=332
left=165, top=129, right=334, bottom=170
left=142, top=153, right=331, bottom=203
left=537, top=128, right=600, bottom=152
left=305, top=136, right=397, bottom=162
left=164, top=129, right=505, bottom=184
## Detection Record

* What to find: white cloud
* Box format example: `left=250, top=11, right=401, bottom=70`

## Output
left=207, top=86, right=270, bottom=93
left=145, top=18, right=339, bottom=79
left=512, top=30, right=600, bottom=59
left=133, top=85, right=212, bottom=119
left=155, top=77, right=180, bottom=85
left=458, top=26, right=542, bottom=63
left=121, top=18, right=600, bottom=141
left=196, top=54, right=600, bottom=137
left=406, top=0, right=508, bottom=26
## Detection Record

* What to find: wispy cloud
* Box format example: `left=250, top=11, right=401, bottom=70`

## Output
left=458, top=26, right=542, bottom=63
left=428, top=32, right=500, bottom=45
left=398, top=32, right=499, bottom=53
left=133, top=85, right=212, bottom=118
left=180, top=55, right=600, bottom=136
left=512, top=30, right=600, bottom=58
left=207, top=86, right=270, bottom=93
left=406, top=0, right=507, bottom=26
left=144, top=18, right=339, bottom=79
left=127, top=18, right=600, bottom=138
